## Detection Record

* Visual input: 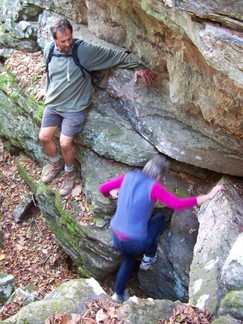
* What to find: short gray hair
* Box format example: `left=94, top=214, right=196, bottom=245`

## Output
left=143, top=155, right=169, bottom=179
left=51, top=18, right=73, bottom=39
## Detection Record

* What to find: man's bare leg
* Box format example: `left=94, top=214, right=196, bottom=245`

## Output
left=39, top=126, right=59, bottom=157
left=59, top=133, right=75, bottom=168
left=39, top=126, right=64, bottom=182
left=59, top=133, right=76, bottom=196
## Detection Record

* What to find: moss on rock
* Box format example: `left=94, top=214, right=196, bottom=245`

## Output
left=218, top=290, right=243, bottom=321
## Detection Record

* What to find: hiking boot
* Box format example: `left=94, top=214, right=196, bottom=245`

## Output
left=42, top=159, right=64, bottom=183
left=140, top=253, right=158, bottom=271
left=111, top=290, right=130, bottom=303
left=59, top=171, right=76, bottom=196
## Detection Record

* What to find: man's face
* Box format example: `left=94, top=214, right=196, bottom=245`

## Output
left=55, top=29, right=74, bottom=53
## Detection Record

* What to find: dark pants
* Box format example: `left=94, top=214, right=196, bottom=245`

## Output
left=112, top=213, right=165, bottom=295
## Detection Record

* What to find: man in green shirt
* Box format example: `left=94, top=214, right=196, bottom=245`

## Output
left=36, top=18, right=154, bottom=196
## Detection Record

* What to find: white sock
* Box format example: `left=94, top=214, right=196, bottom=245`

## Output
left=50, top=155, right=61, bottom=163
left=65, top=165, right=74, bottom=173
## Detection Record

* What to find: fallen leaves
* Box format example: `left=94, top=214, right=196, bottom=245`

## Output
left=45, top=298, right=124, bottom=324
left=0, top=147, right=78, bottom=320
left=4, top=51, right=46, bottom=96
left=0, top=298, right=26, bottom=321
left=159, top=303, right=211, bottom=324
left=71, top=185, right=82, bottom=197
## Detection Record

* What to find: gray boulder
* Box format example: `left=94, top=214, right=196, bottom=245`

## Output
left=218, top=290, right=243, bottom=322
left=2, top=278, right=107, bottom=324
left=0, top=274, right=16, bottom=306
left=222, top=234, right=243, bottom=291
left=189, top=176, right=243, bottom=317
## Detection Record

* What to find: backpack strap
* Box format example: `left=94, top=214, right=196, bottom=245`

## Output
left=71, top=40, right=90, bottom=79
left=45, top=42, right=55, bottom=88
left=45, top=42, right=55, bottom=74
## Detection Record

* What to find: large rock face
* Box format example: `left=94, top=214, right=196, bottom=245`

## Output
left=0, top=0, right=242, bottom=176
left=85, top=0, right=243, bottom=176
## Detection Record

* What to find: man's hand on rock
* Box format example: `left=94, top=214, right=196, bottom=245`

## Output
left=134, top=69, right=155, bottom=86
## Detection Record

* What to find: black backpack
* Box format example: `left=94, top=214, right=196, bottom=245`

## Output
left=45, top=39, right=95, bottom=85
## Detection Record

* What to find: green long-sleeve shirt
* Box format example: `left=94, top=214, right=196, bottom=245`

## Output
left=44, top=40, right=144, bottom=112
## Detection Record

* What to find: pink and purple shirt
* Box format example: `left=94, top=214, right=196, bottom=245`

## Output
left=99, top=170, right=197, bottom=240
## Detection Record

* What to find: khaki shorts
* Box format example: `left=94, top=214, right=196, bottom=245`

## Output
left=41, top=107, right=89, bottom=137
